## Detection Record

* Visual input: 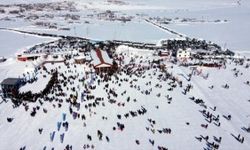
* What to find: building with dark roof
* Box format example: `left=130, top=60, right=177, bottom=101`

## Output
left=1, top=78, right=21, bottom=98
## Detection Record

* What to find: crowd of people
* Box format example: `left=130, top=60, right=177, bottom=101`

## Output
left=2, top=40, right=249, bottom=150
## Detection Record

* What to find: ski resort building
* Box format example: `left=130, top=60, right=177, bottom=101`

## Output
left=91, top=49, right=114, bottom=73
left=74, top=55, right=87, bottom=64
left=1, top=78, right=22, bottom=98
left=17, top=54, right=42, bottom=61
left=74, top=55, right=91, bottom=64
left=177, top=48, right=191, bottom=60
left=158, top=50, right=171, bottom=57
left=44, top=55, right=66, bottom=64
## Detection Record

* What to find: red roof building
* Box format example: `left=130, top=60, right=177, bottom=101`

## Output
left=91, top=49, right=113, bottom=72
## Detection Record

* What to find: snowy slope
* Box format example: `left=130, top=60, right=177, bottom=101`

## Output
left=0, top=46, right=250, bottom=150
left=0, top=1, right=250, bottom=149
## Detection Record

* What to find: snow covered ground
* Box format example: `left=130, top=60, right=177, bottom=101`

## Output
left=17, top=20, right=177, bottom=43
left=0, top=58, right=37, bottom=81
left=0, top=0, right=249, bottom=51
left=0, top=30, right=56, bottom=58
left=0, top=0, right=250, bottom=150
left=0, top=46, right=249, bottom=150
left=165, top=6, right=250, bottom=51
left=19, top=73, right=52, bottom=94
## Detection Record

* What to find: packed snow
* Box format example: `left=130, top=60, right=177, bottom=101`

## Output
left=0, top=44, right=250, bottom=149
left=0, top=0, right=250, bottom=150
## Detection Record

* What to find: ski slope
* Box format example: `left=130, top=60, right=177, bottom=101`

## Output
left=0, top=46, right=250, bottom=150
